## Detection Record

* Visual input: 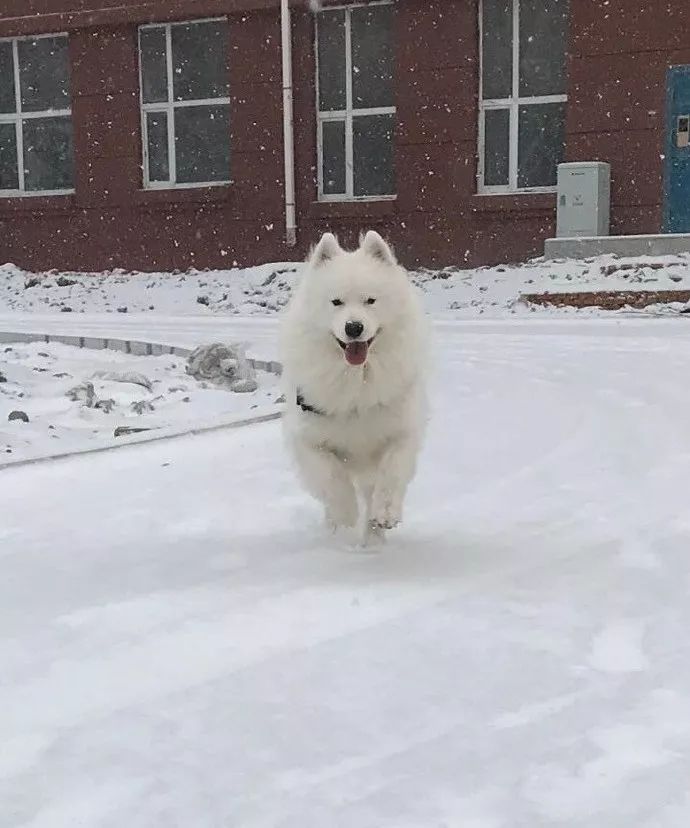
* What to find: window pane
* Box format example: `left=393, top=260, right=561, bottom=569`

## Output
left=140, top=27, right=168, bottom=104
left=0, top=123, right=18, bottom=190
left=0, top=42, right=15, bottom=114
left=146, top=111, right=169, bottom=183
left=18, top=36, right=70, bottom=112
left=317, top=10, right=346, bottom=112
left=174, top=104, right=229, bottom=183
left=172, top=21, right=229, bottom=102
left=353, top=113, right=394, bottom=197
left=351, top=4, right=394, bottom=109
left=482, top=0, right=513, bottom=99
left=23, top=116, right=74, bottom=191
left=518, top=102, right=565, bottom=188
left=484, top=108, right=510, bottom=186
left=322, top=119, right=345, bottom=195
left=519, top=0, right=569, bottom=96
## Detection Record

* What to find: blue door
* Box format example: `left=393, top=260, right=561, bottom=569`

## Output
left=665, top=66, right=690, bottom=233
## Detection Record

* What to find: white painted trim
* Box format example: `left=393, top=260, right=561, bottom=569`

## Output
left=281, top=0, right=297, bottom=246
left=142, top=180, right=230, bottom=191
left=509, top=0, right=520, bottom=190
left=315, top=1, right=396, bottom=201
left=344, top=8, right=354, bottom=197
left=11, top=39, right=24, bottom=192
left=139, top=17, right=227, bottom=31
left=313, top=0, right=391, bottom=9
left=319, top=106, right=396, bottom=120
left=318, top=193, right=397, bottom=204
left=0, top=108, right=72, bottom=122
left=0, top=188, right=74, bottom=198
left=141, top=97, right=231, bottom=111
left=477, top=0, right=568, bottom=195
left=138, top=18, right=230, bottom=189
left=0, top=31, right=70, bottom=44
left=0, top=33, right=73, bottom=199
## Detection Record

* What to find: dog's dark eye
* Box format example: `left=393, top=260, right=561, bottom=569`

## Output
left=365, top=297, right=376, bottom=305
left=331, top=299, right=343, bottom=307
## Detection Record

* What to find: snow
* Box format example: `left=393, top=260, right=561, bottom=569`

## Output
left=0, top=340, right=280, bottom=463
left=3, top=318, right=690, bottom=826
left=4, top=251, right=690, bottom=321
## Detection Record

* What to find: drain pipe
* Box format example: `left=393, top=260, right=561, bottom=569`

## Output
left=281, top=0, right=297, bottom=247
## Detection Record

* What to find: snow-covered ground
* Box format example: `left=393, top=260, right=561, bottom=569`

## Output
left=3, top=319, right=690, bottom=826
left=4, top=252, right=690, bottom=320
left=0, top=340, right=281, bottom=463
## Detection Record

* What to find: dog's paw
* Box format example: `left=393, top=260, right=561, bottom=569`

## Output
left=361, top=521, right=387, bottom=547
left=369, top=510, right=401, bottom=532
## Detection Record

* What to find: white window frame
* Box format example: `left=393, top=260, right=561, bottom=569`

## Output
left=315, top=0, right=396, bottom=203
left=477, top=0, right=567, bottom=195
left=138, top=18, right=231, bottom=191
left=0, top=32, right=74, bottom=198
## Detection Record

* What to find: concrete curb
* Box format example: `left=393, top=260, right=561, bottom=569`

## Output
left=0, top=330, right=282, bottom=375
left=0, top=408, right=284, bottom=473
left=0, top=329, right=284, bottom=472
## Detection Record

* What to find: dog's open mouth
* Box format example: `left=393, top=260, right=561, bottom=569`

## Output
left=336, top=336, right=376, bottom=366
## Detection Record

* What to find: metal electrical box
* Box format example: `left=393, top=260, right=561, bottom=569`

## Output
left=556, top=162, right=611, bottom=237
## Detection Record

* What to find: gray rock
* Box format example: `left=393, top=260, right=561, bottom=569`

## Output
left=114, top=426, right=152, bottom=438
left=131, top=400, right=155, bottom=415
left=94, top=398, right=116, bottom=413
left=66, top=381, right=96, bottom=407
left=186, top=343, right=257, bottom=392
left=8, top=410, right=29, bottom=423
left=0, top=371, right=6, bottom=383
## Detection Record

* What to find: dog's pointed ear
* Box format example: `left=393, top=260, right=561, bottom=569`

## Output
left=361, top=230, right=396, bottom=266
left=310, top=232, right=342, bottom=267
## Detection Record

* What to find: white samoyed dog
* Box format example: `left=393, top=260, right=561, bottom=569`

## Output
left=281, top=230, right=428, bottom=545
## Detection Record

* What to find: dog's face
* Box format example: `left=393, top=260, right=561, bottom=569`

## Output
left=303, top=231, right=407, bottom=366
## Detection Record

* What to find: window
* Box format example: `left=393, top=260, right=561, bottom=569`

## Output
left=479, top=0, right=569, bottom=193
left=316, top=2, right=395, bottom=201
left=0, top=34, right=74, bottom=196
left=139, top=19, right=230, bottom=189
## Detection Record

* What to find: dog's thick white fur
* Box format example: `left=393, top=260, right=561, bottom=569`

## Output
left=281, top=230, right=428, bottom=544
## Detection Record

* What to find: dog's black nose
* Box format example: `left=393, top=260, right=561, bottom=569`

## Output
left=344, top=320, right=364, bottom=340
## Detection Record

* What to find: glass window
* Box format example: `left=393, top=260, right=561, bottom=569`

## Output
left=483, top=108, right=510, bottom=187
left=316, top=4, right=396, bottom=200
left=0, top=35, right=74, bottom=196
left=350, top=4, right=394, bottom=109
left=317, top=10, right=346, bottom=112
left=481, top=0, right=513, bottom=100
left=480, top=0, right=569, bottom=192
left=353, top=113, right=395, bottom=197
left=139, top=20, right=230, bottom=188
left=321, top=120, right=346, bottom=195
left=519, top=0, right=568, bottom=97
left=518, top=102, right=566, bottom=188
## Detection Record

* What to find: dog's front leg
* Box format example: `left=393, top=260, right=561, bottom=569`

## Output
left=294, top=441, right=358, bottom=529
left=370, top=436, right=418, bottom=531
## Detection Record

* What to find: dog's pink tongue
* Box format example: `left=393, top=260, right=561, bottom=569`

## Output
left=345, top=341, right=368, bottom=366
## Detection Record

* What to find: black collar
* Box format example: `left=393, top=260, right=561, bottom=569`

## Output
left=296, top=391, right=326, bottom=415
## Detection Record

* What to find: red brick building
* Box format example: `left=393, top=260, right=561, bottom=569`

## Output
left=0, top=1, right=682, bottom=271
